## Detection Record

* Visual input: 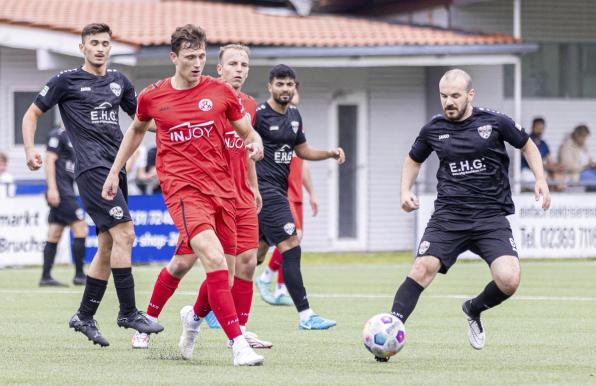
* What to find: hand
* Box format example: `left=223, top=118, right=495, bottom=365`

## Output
left=331, top=147, right=345, bottom=165
left=25, top=148, right=43, bottom=171
left=309, top=195, right=319, bottom=216
left=253, top=188, right=263, bottom=214
left=401, top=190, right=419, bottom=212
left=535, top=178, right=551, bottom=210
left=47, top=189, right=60, bottom=207
left=101, top=173, right=120, bottom=201
left=246, top=143, right=263, bottom=161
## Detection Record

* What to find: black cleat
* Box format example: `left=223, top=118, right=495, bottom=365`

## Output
left=39, top=277, right=68, bottom=287
left=117, top=310, right=164, bottom=335
left=375, top=356, right=390, bottom=362
left=69, top=313, right=109, bottom=347
left=73, top=276, right=87, bottom=286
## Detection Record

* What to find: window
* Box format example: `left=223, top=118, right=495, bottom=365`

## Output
left=13, top=91, right=57, bottom=145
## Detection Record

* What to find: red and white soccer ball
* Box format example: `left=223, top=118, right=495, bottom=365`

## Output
left=362, top=313, right=406, bottom=362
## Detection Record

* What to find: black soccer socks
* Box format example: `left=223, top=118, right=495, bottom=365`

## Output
left=72, top=238, right=86, bottom=277
left=281, top=246, right=310, bottom=312
left=78, top=276, right=108, bottom=319
left=391, top=277, right=425, bottom=323
left=42, top=241, right=58, bottom=279
left=112, top=267, right=137, bottom=316
left=467, top=280, right=511, bottom=317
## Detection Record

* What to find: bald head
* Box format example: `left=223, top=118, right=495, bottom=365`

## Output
left=439, top=69, right=475, bottom=121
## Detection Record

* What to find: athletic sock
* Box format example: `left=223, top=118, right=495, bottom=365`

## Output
left=193, top=279, right=211, bottom=318
left=72, top=238, right=86, bottom=277
left=259, top=267, right=274, bottom=283
left=391, top=277, right=424, bottom=323
left=299, top=308, right=314, bottom=322
left=231, top=276, right=253, bottom=326
left=205, top=269, right=241, bottom=340
left=112, top=267, right=137, bottom=316
left=269, top=248, right=283, bottom=271
left=281, top=246, right=309, bottom=312
left=42, top=241, right=58, bottom=279
left=468, top=281, right=512, bottom=317
left=78, top=276, right=108, bottom=319
left=147, top=267, right=181, bottom=318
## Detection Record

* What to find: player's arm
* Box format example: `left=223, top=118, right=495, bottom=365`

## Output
left=231, top=117, right=263, bottom=161
left=294, top=142, right=345, bottom=164
left=302, top=161, right=318, bottom=216
left=400, top=155, right=422, bottom=212
left=45, top=151, right=60, bottom=207
left=522, top=139, right=551, bottom=210
left=102, top=117, right=151, bottom=200
left=247, top=158, right=262, bottom=213
left=22, top=104, right=45, bottom=170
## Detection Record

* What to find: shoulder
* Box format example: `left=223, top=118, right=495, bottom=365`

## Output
left=475, top=107, right=521, bottom=129
left=288, top=105, right=301, bottom=118
left=46, top=67, right=79, bottom=86
left=138, top=78, right=168, bottom=98
left=420, top=114, right=444, bottom=134
left=256, top=103, right=268, bottom=113
left=110, top=69, right=133, bottom=84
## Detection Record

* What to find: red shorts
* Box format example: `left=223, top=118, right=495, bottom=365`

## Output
left=166, top=186, right=237, bottom=256
left=289, top=201, right=304, bottom=231
left=235, top=206, right=259, bottom=254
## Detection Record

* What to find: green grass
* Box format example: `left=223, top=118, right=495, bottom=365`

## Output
left=1, top=254, right=595, bottom=385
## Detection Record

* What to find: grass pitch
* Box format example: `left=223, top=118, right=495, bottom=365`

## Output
left=0, top=253, right=595, bottom=385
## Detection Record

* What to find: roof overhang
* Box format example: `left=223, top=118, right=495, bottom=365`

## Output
left=133, top=42, right=537, bottom=67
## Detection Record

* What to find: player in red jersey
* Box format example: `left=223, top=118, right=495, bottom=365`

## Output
left=256, top=88, right=318, bottom=305
left=102, top=25, right=265, bottom=366
left=130, top=44, right=272, bottom=350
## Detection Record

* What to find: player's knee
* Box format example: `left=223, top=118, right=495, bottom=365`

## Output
left=168, top=258, right=194, bottom=277
left=408, top=258, right=437, bottom=286
left=113, top=224, right=135, bottom=247
left=496, top=273, right=520, bottom=296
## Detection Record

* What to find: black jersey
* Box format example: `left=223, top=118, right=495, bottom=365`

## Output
left=409, top=107, right=529, bottom=226
left=254, top=102, right=306, bottom=194
left=34, top=67, right=137, bottom=177
left=46, top=127, right=76, bottom=197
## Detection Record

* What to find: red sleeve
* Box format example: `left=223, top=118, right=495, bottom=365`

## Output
left=223, top=84, right=245, bottom=122
left=135, top=87, right=153, bottom=122
left=247, top=97, right=257, bottom=125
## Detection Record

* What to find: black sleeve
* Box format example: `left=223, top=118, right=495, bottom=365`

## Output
left=34, top=75, right=66, bottom=112
left=295, top=115, right=306, bottom=146
left=46, top=130, right=61, bottom=154
left=120, top=74, right=138, bottom=116
left=498, top=114, right=529, bottom=149
left=408, top=126, right=433, bottom=163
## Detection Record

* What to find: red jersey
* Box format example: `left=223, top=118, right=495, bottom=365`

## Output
left=288, top=155, right=304, bottom=203
left=224, top=91, right=257, bottom=209
left=136, top=76, right=244, bottom=197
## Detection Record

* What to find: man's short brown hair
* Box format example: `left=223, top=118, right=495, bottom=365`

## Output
left=171, top=24, right=207, bottom=55
left=218, top=44, right=250, bottom=63
left=81, top=23, right=112, bottom=42
left=0, top=152, right=8, bottom=164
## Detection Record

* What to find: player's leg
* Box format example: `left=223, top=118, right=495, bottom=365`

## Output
left=40, top=222, right=66, bottom=286
left=255, top=240, right=276, bottom=303
left=463, top=225, right=520, bottom=350
left=69, top=230, right=112, bottom=346
left=70, top=218, right=88, bottom=285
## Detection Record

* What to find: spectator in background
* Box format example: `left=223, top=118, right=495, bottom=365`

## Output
left=144, top=146, right=161, bottom=194
left=558, top=124, right=596, bottom=187
left=0, top=151, right=16, bottom=198
left=126, top=144, right=154, bottom=195
left=521, top=117, right=564, bottom=189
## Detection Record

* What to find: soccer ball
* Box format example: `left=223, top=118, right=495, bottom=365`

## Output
left=362, top=313, right=406, bottom=362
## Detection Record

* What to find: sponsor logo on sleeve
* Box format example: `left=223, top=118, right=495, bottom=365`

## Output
left=110, top=82, right=122, bottom=97
left=39, top=85, right=49, bottom=96
left=198, top=98, right=213, bottom=112
left=477, top=124, right=492, bottom=139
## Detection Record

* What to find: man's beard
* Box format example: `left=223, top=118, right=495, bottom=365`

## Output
left=444, top=105, right=466, bottom=121
left=274, top=95, right=291, bottom=106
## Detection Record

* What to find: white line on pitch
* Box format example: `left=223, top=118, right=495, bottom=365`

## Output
left=1, top=288, right=595, bottom=302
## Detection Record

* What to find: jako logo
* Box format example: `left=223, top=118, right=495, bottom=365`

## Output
left=448, top=158, right=486, bottom=176
left=224, top=130, right=245, bottom=149
left=168, top=121, right=214, bottom=143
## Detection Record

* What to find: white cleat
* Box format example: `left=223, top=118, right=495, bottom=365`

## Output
left=178, top=305, right=201, bottom=360
left=233, top=342, right=264, bottom=366
left=227, top=330, right=273, bottom=349
left=132, top=332, right=150, bottom=349
left=462, top=300, right=485, bottom=350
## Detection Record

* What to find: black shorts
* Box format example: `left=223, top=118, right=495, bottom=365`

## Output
left=258, top=189, right=296, bottom=246
left=48, top=195, right=84, bottom=225
left=417, top=216, right=518, bottom=274
left=77, top=167, right=131, bottom=233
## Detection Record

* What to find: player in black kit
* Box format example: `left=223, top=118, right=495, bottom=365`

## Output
left=22, top=23, right=163, bottom=347
left=39, top=126, right=88, bottom=287
left=390, top=69, right=550, bottom=351
left=255, top=65, right=345, bottom=330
